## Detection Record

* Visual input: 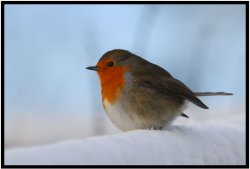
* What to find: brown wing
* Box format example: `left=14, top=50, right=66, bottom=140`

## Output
left=130, top=56, right=208, bottom=109
left=134, top=77, right=209, bottom=109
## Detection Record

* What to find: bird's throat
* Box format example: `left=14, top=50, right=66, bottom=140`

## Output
left=98, top=67, right=128, bottom=103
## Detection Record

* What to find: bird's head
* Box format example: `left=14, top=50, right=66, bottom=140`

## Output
left=86, top=49, right=134, bottom=103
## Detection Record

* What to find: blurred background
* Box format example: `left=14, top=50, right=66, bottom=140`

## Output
left=4, top=4, right=246, bottom=149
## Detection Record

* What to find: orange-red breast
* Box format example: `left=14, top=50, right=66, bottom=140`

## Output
left=86, top=49, right=232, bottom=131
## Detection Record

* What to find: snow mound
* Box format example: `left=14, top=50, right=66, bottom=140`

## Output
left=5, top=124, right=245, bottom=165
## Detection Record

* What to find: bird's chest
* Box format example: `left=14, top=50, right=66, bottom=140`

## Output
left=103, top=98, right=137, bottom=131
left=99, top=68, right=129, bottom=103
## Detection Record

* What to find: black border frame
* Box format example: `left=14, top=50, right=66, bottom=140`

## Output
left=1, top=1, right=249, bottom=168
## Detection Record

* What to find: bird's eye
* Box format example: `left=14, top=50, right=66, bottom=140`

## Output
left=107, top=61, right=114, bottom=67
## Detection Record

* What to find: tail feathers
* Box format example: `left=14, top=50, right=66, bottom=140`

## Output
left=194, top=92, right=233, bottom=97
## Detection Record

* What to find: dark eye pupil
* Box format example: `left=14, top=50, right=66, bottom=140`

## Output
left=107, top=62, right=114, bottom=67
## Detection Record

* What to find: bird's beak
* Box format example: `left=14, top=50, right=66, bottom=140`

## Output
left=86, top=66, right=100, bottom=71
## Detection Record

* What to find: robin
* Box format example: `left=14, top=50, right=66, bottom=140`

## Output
left=86, top=49, right=232, bottom=131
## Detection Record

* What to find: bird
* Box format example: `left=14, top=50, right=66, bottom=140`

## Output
left=86, top=49, right=233, bottom=131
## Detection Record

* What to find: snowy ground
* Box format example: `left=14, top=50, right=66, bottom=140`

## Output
left=4, top=104, right=246, bottom=165
left=5, top=125, right=245, bottom=165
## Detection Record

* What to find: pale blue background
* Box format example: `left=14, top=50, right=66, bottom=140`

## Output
left=5, top=4, right=245, bottom=117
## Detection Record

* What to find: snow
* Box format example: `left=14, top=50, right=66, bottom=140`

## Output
left=5, top=123, right=245, bottom=165
left=5, top=103, right=246, bottom=165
